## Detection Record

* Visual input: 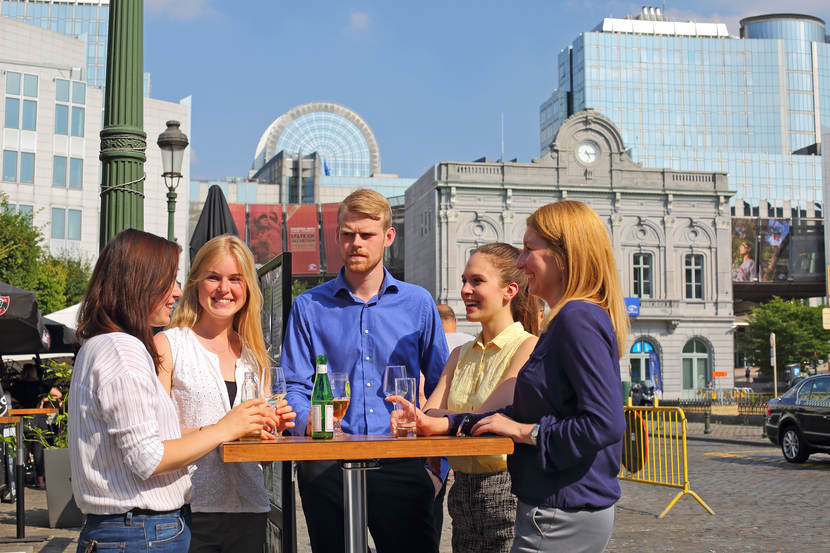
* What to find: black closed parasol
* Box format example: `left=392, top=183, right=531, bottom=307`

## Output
left=189, top=184, right=240, bottom=262
left=0, top=281, right=49, bottom=355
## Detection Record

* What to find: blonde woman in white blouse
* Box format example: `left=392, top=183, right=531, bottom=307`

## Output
left=70, top=230, right=278, bottom=553
left=155, top=234, right=296, bottom=553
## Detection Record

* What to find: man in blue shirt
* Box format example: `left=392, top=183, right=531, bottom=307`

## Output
left=283, top=189, right=449, bottom=553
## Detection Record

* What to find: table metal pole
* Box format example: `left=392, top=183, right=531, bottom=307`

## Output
left=15, top=419, right=24, bottom=539
left=342, top=460, right=379, bottom=553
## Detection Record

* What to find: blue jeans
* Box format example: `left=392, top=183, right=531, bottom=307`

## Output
left=77, top=506, right=191, bottom=553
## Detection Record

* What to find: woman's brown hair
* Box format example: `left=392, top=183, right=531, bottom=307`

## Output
left=472, top=242, right=539, bottom=336
left=76, top=229, right=180, bottom=370
left=526, top=200, right=629, bottom=357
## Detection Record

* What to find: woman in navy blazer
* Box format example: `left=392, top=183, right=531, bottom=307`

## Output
left=391, top=200, right=629, bottom=553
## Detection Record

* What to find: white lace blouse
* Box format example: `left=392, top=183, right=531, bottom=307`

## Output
left=163, top=326, right=269, bottom=513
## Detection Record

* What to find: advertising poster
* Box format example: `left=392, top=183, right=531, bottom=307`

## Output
left=759, top=219, right=790, bottom=282
left=248, top=205, right=283, bottom=265
left=227, top=204, right=247, bottom=242
left=285, top=204, right=321, bottom=274
left=731, top=218, right=759, bottom=282
left=321, top=203, right=343, bottom=274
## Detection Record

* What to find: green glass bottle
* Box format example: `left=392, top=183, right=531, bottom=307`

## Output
left=311, top=354, right=334, bottom=439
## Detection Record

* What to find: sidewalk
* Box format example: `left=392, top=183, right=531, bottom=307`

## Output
left=685, top=420, right=772, bottom=446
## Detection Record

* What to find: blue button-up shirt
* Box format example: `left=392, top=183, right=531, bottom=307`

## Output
left=283, top=268, right=449, bottom=436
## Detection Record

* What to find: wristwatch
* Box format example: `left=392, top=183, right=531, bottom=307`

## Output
left=529, top=424, right=540, bottom=446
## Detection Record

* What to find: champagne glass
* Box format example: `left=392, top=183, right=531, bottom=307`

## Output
left=330, top=372, right=350, bottom=436
left=383, top=365, right=407, bottom=397
left=267, top=365, right=287, bottom=437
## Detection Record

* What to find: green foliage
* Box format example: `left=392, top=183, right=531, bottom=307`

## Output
left=54, top=253, right=92, bottom=305
left=0, top=193, right=42, bottom=288
left=26, top=360, right=72, bottom=449
left=736, top=297, right=830, bottom=375
left=34, top=257, right=68, bottom=315
left=291, top=279, right=308, bottom=299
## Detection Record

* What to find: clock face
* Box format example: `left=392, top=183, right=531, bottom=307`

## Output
left=576, top=140, right=599, bottom=164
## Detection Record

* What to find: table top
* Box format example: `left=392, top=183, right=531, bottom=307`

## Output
left=222, top=434, right=514, bottom=463
left=0, top=416, right=21, bottom=424
left=9, top=408, right=58, bottom=415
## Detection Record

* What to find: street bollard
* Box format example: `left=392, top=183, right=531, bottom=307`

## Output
left=704, top=409, right=712, bottom=434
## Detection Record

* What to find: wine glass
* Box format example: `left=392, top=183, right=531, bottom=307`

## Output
left=383, top=365, right=407, bottom=397
left=330, top=372, right=350, bottom=436
left=267, top=365, right=287, bottom=437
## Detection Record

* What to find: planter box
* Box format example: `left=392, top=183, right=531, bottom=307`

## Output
left=43, top=447, right=82, bottom=528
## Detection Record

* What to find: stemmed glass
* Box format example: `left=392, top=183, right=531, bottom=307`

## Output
left=330, top=372, right=350, bottom=436
left=383, top=365, right=407, bottom=397
left=267, top=365, right=287, bottom=437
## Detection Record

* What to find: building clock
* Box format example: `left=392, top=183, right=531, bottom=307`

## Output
left=576, top=140, right=599, bottom=164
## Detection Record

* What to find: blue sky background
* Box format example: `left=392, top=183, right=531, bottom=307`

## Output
left=144, top=0, right=830, bottom=181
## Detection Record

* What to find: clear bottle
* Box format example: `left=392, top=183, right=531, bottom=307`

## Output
left=239, top=369, right=261, bottom=441
left=311, top=354, right=334, bottom=439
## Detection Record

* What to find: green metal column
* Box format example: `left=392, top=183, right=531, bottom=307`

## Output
left=99, top=0, right=145, bottom=250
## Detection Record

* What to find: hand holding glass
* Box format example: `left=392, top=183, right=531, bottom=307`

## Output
left=267, top=365, right=287, bottom=437
left=330, top=372, right=350, bottom=436
left=393, top=377, right=417, bottom=437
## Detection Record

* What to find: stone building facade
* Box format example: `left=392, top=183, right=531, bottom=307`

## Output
left=405, top=109, right=735, bottom=398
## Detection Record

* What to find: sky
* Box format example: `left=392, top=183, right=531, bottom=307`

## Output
left=143, top=0, right=830, bottom=182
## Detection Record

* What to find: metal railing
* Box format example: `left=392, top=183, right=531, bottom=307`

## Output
left=619, top=403, right=714, bottom=518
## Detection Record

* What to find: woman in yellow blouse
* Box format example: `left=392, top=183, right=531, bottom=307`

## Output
left=425, top=242, right=538, bottom=553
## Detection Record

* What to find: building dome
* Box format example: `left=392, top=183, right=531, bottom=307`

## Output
left=739, top=13, right=826, bottom=42
left=253, top=102, right=381, bottom=177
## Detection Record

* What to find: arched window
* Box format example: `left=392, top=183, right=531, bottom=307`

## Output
left=629, top=339, right=658, bottom=383
left=682, top=338, right=710, bottom=391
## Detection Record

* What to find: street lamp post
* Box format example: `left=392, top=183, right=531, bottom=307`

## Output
left=157, top=120, right=189, bottom=242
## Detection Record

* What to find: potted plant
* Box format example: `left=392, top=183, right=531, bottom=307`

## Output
left=28, top=360, right=82, bottom=528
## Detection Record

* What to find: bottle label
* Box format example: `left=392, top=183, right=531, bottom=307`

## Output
left=316, top=364, right=328, bottom=374
left=311, top=404, right=323, bottom=433
left=324, top=404, right=334, bottom=432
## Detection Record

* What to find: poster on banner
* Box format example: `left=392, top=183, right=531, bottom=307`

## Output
left=228, top=204, right=247, bottom=242
left=285, top=204, right=321, bottom=274
left=321, top=204, right=343, bottom=274
left=248, top=205, right=283, bottom=264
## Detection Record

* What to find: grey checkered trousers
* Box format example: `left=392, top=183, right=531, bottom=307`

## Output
left=447, top=470, right=517, bottom=553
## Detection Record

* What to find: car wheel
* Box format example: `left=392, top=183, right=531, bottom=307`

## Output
left=781, top=425, right=810, bottom=463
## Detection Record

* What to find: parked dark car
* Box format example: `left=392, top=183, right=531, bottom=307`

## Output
left=765, top=374, right=830, bottom=463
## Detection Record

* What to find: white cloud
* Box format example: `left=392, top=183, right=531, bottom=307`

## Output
left=346, top=11, right=372, bottom=35
left=146, top=0, right=215, bottom=20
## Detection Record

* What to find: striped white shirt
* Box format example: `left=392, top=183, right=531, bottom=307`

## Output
left=68, top=332, right=191, bottom=514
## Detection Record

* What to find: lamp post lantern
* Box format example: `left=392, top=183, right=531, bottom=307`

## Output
left=157, top=120, right=189, bottom=242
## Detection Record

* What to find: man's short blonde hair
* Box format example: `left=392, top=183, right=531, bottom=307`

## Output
left=337, top=188, right=392, bottom=229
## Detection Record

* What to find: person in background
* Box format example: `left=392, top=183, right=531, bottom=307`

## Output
left=536, top=297, right=547, bottom=329
left=155, top=234, right=295, bottom=553
left=391, top=201, right=628, bottom=553
left=437, top=304, right=475, bottom=351
left=283, top=189, right=449, bottom=553
left=424, top=243, right=538, bottom=553
left=69, top=229, right=278, bottom=553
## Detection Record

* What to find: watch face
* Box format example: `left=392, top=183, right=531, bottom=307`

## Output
left=576, top=140, right=599, bottom=164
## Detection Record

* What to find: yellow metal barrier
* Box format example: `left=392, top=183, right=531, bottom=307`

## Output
left=619, top=403, right=714, bottom=518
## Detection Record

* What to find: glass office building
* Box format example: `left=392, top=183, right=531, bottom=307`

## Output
left=540, top=11, right=829, bottom=218
left=1, top=0, right=109, bottom=87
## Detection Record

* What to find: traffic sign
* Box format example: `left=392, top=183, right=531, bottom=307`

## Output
left=712, top=371, right=728, bottom=378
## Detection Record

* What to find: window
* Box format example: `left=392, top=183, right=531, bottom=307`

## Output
left=629, top=339, right=658, bottom=383
left=56, top=79, right=69, bottom=102
left=22, top=74, right=37, bottom=97
left=19, top=152, right=34, bottom=183
left=5, top=72, right=20, bottom=95
left=4, top=98, right=19, bottom=128
left=2, top=150, right=17, bottom=181
left=71, top=106, right=84, bottom=136
left=22, top=99, right=36, bottom=130
left=71, top=81, right=85, bottom=104
left=51, top=208, right=82, bottom=241
left=53, top=156, right=67, bottom=187
left=69, top=158, right=83, bottom=188
left=684, top=253, right=704, bottom=299
left=633, top=252, right=653, bottom=298
left=681, top=339, right=710, bottom=391
left=51, top=208, right=66, bottom=239
left=55, top=104, right=68, bottom=135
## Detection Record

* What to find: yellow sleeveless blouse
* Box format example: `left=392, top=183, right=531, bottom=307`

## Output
left=447, top=322, right=533, bottom=474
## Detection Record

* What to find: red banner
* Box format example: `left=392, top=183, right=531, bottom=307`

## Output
left=321, top=203, right=342, bottom=274
left=227, top=204, right=247, bottom=241
left=285, top=204, right=321, bottom=274
left=248, top=205, right=283, bottom=265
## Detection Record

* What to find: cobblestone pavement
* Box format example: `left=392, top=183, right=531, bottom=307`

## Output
left=1, top=427, right=825, bottom=553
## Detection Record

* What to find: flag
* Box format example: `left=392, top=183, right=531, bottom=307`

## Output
left=324, top=160, right=331, bottom=176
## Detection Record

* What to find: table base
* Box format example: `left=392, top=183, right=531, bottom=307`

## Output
left=342, top=460, right=380, bottom=553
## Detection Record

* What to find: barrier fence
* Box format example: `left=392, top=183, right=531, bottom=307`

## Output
left=619, top=403, right=714, bottom=518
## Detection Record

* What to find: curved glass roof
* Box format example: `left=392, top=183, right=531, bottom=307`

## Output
left=274, top=111, right=372, bottom=177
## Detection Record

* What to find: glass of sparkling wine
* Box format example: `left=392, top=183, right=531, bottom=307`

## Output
left=268, top=365, right=287, bottom=437
left=330, top=372, right=350, bottom=437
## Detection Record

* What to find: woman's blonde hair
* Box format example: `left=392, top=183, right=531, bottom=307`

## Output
left=527, top=201, right=629, bottom=357
left=169, top=235, right=269, bottom=376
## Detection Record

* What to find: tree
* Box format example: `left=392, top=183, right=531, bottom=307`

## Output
left=0, top=193, right=42, bottom=288
left=736, top=297, right=830, bottom=375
